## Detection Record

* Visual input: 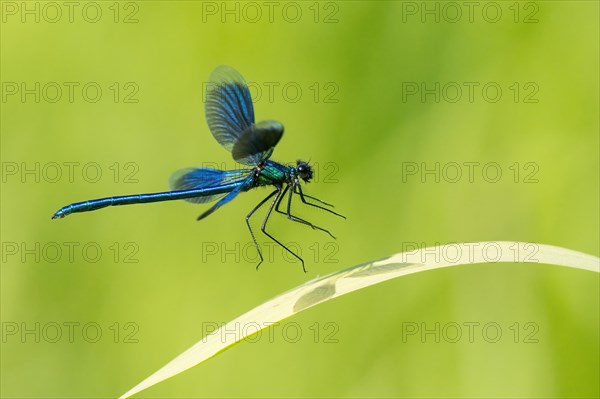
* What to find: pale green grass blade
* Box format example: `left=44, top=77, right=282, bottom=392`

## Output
left=120, top=241, right=599, bottom=398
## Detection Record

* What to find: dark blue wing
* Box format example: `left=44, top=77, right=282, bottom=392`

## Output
left=169, top=167, right=252, bottom=204
left=205, top=65, right=284, bottom=166
left=205, top=65, right=255, bottom=154
left=232, top=120, right=284, bottom=165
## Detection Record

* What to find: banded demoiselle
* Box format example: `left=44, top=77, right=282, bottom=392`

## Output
left=52, top=65, right=344, bottom=271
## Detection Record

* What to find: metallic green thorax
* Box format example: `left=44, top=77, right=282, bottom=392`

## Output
left=255, top=160, right=293, bottom=188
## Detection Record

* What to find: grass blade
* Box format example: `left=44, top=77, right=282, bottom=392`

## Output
left=120, top=241, right=599, bottom=398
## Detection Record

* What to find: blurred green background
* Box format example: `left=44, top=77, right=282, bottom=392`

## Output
left=1, top=1, right=598, bottom=398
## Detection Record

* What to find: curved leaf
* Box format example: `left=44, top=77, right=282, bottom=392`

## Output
left=120, top=242, right=599, bottom=398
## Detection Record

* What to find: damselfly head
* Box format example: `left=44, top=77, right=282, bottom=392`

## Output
left=296, top=160, right=313, bottom=183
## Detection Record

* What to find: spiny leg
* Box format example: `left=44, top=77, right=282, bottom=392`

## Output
left=274, top=184, right=336, bottom=239
left=295, top=185, right=346, bottom=219
left=298, top=191, right=335, bottom=207
left=261, top=188, right=307, bottom=273
left=246, top=189, right=278, bottom=270
left=286, top=184, right=336, bottom=239
left=274, top=185, right=290, bottom=214
left=275, top=185, right=313, bottom=226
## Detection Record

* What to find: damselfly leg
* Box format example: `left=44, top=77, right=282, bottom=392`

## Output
left=274, top=184, right=336, bottom=239
left=246, top=188, right=306, bottom=272
left=295, top=185, right=346, bottom=219
left=260, top=188, right=306, bottom=272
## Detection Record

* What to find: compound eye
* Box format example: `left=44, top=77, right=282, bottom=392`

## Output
left=296, top=161, right=313, bottom=182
